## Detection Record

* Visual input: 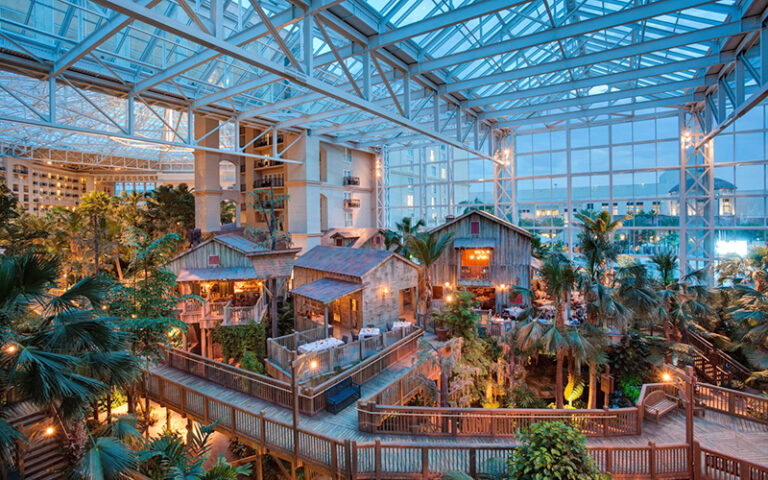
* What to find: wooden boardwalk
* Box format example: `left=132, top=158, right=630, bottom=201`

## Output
left=150, top=360, right=768, bottom=467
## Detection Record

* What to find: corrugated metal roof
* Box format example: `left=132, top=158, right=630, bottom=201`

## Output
left=295, top=245, right=395, bottom=278
left=291, top=278, right=364, bottom=304
left=454, top=237, right=497, bottom=249
left=215, top=233, right=267, bottom=255
left=176, top=267, right=256, bottom=282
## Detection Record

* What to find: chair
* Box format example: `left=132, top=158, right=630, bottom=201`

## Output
left=342, top=335, right=349, bottom=344
left=643, top=390, right=678, bottom=424
left=367, top=323, right=374, bottom=328
left=352, top=334, right=359, bottom=341
left=386, top=322, right=392, bottom=331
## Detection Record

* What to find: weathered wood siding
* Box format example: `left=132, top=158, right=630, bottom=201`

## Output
left=361, top=258, right=419, bottom=328
left=166, top=241, right=253, bottom=275
left=292, top=267, right=363, bottom=332
left=429, top=212, right=532, bottom=303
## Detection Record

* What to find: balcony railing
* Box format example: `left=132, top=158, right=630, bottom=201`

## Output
left=343, top=175, right=360, bottom=186
left=344, top=198, right=361, bottom=209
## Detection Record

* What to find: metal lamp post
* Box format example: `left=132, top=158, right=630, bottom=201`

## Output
left=290, top=356, right=317, bottom=480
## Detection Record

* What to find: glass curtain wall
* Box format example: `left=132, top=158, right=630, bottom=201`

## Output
left=383, top=105, right=768, bottom=265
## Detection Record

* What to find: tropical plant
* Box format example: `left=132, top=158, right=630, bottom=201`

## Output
left=0, top=253, right=140, bottom=470
left=538, top=252, right=576, bottom=408
left=394, top=216, right=426, bottom=258
left=406, top=230, right=454, bottom=315
left=138, top=421, right=250, bottom=480
left=78, top=191, right=116, bottom=274
left=505, top=422, right=608, bottom=480
left=108, top=230, right=188, bottom=416
left=143, top=184, right=195, bottom=238
left=437, top=288, right=480, bottom=340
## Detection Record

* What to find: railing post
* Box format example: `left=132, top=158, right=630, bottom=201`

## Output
left=259, top=410, right=266, bottom=449
left=469, top=448, right=477, bottom=478
left=605, top=448, right=612, bottom=475
left=231, top=406, right=236, bottom=434
left=374, top=439, right=381, bottom=478
left=344, top=439, right=352, bottom=479
left=692, top=442, right=701, bottom=480
left=648, top=442, right=656, bottom=480
left=728, top=390, right=736, bottom=415
left=603, top=407, right=609, bottom=436
left=351, top=440, right=358, bottom=479
left=421, top=446, right=429, bottom=477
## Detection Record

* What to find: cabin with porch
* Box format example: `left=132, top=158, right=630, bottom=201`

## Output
left=291, top=246, right=419, bottom=338
left=321, top=227, right=386, bottom=249
left=166, top=232, right=300, bottom=357
left=428, top=210, right=533, bottom=311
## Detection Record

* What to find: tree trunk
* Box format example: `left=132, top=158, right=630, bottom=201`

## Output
left=588, top=362, right=597, bottom=409
left=93, top=217, right=100, bottom=274
left=114, top=256, right=123, bottom=282
left=270, top=278, right=279, bottom=338
left=92, top=400, right=99, bottom=423
left=143, top=372, right=150, bottom=436
left=106, top=391, right=112, bottom=424
left=555, top=350, right=565, bottom=409
left=127, top=385, right=136, bottom=414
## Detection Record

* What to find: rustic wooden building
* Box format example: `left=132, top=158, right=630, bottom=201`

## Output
left=428, top=210, right=533, bottom=310
left=320, top=227, right=386, bottom=249
left=291, top=246, right=418, bottom=336
left=166, top=233, right=300, bottom=356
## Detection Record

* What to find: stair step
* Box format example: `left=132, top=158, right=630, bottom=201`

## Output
left=24, top=444, right=63, bottom=472
left=24, top=460, right=67, bottom=480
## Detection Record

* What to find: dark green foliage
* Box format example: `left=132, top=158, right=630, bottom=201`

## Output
left=504, top=384, right=548, bottom=409
left=277, top=297, right=295, bottom=337
left=213, top=321, right=266, bottom=364
left=609, top=332, right=651, bottom=382
left=437, top=288, right=480, bottom=341
left=142, top=184, right=195, bottom=237
left=505, top=422, right=608, bottom=480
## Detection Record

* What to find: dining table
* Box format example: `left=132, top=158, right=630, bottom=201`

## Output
left=297, top=337, right=344, bottom=354
left=392, top=321, right=412, bottom=329
left=358, top=327, right=381, bottom=338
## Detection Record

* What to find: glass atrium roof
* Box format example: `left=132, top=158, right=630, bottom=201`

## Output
left=0, top=0, right=759, bottom=170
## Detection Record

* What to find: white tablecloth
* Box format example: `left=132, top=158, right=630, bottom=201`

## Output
left=392, top=321, right=412, bottom=329
left=505, top=306, right=525, bottom=318
left=297, top=337, right=344, bottom=354
left=358, top=327, right=381, bottom=338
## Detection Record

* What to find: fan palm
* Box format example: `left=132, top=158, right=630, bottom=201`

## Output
left=395, top=217, right=426, bottom=257
left=406, top=231, right=455, bottom=316
left=728, top=275, right=768, bottom=386
left=538, top=253, right=577, bottom=408
left=0, top=253, right=139, bottom=468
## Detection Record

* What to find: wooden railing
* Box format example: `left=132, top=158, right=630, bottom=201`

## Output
left=267, top=325, right=419, bottom=381
left=222, top=295, right=266, bottom=326
left=164, top=348, right=296, bottom=410
left=358, top=402, right=640, bottom=437
left=161, top=327, right=422, bottom=416
left=695, top=383, right=768, bottom=424
left=682, top=327, right=751, bottom=383
left=146, top=375, right=694, bottom=480
left=695, top=443, right=768, bottom=479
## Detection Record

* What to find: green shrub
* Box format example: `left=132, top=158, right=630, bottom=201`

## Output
left=505, top=422, right=609, bottom=480
left=504, top=384, right=548, bottom=409
left=213, top=320, right=266, bottom=363
left=240, top=350, right=265, bottom=374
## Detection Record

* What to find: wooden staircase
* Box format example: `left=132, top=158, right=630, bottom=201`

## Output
left=7, top=402, right=68, bottom=480
left=670, top=322, right=752, bottom=385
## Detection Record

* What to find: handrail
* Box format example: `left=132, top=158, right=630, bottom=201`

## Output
left=146, top=372, right=695, bottom=480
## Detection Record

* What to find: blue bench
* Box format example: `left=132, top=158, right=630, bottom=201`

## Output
left=325, top=377, right=361, bottom=414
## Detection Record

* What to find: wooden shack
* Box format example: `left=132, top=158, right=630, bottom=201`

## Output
left=166, top=232, right=300, bottom=356
left=321, top=227, right=386, bottom=249
left=428, top=210, right=533, bottom=311
left=291, top=246, right=419, bottom=337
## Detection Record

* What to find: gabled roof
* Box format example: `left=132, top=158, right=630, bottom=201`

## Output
left=295, top=245, right=416, bottom=278
left=168, top=232, right=266, bottom=264
left=322, top=228, right=384, bottom=248
left=430, top=209, right=533, bottom=239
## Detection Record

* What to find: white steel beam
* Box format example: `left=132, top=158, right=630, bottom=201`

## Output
left=413, top=0, right=720, bottom=75
left=92, top=0, right=493, bottom=160
left=442, top=20, right=760, bottom=93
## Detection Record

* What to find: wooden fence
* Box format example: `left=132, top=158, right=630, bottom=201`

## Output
left=267, top=325, right=419, bottom=381
left=161, top=326, right=422, bottom=416
left=695, top=383, right=768, bottom=424
left=149, top=363, right=768, bottom=479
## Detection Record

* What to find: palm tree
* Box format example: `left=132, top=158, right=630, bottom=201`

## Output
left=395, top=217, right=426, bottom=257
left=538, top=253, right=577, bottom=408
left=727, top=267, right=768, bottom=386
left=0, top=253, right=140, bottom=470
left=109, top=230, right=188, bottom=417
left=406, top=231, right=455, bottom=316
left=650, top=250, right=712, bottom=342
left=574, top=210, right=625, bottom=278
